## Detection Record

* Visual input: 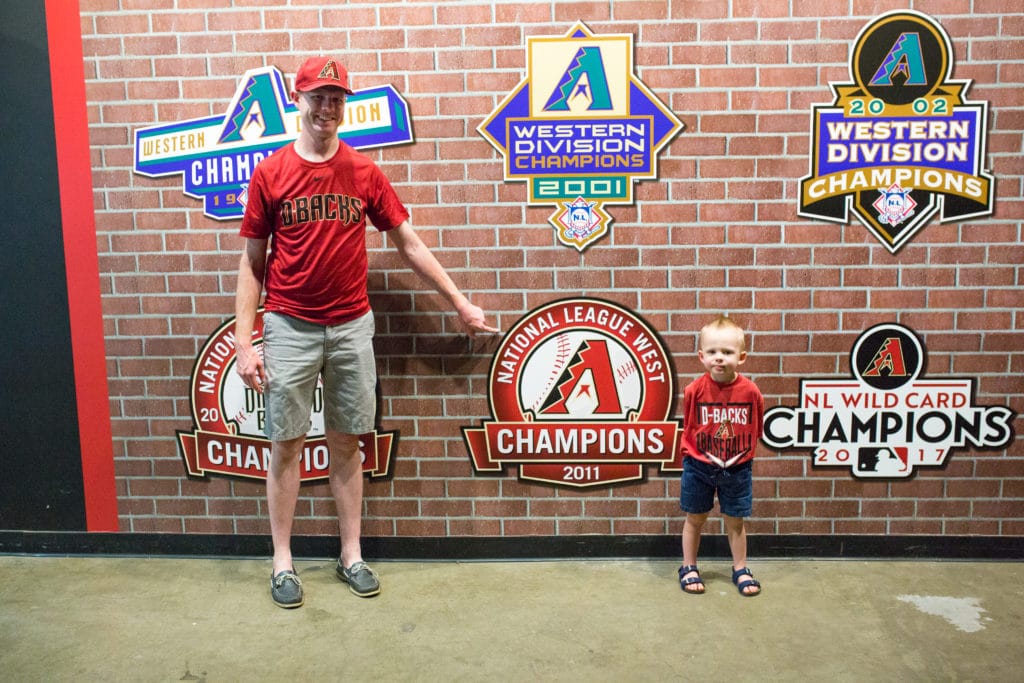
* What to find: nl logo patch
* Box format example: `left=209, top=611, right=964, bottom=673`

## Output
left=478, top=22, right=683, bottom=251
left=799, top=10, right=994, bottom=252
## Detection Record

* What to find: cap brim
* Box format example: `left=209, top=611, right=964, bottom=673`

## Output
left=296, top=80, right=353, bottom=94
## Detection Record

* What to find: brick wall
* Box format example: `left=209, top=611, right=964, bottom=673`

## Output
left=80, top=0, right=1024, bottom=541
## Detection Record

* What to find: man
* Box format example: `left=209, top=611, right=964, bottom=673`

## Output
left=234, top=56, right=498, bottom=608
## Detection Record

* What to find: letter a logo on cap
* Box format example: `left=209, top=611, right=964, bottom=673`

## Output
left=319, top=60, right=341, bottom=82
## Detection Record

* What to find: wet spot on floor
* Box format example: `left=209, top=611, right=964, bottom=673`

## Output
left=897, top=595, right=988, bottom=633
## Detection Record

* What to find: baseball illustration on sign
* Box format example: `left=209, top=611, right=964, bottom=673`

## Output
left=763, top=323, right=1014, bottom=479
left=799, top=10, right=994, bottom=252
left=462, top=298, right=681, bottom=488
left=521, top=331, right=643, bottom=421
left=177, top=310, right=396, bottom=481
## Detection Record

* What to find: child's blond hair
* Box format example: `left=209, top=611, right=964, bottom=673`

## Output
left=698, top=315, right=747, bottom=352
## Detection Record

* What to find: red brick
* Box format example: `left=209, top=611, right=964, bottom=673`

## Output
left=77, top=2, right=1024, bottom=547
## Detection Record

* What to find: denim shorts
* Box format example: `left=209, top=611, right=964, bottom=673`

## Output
left=262, top=310, right=376, bottom=441
left=679, top=456, right=753, bottom=518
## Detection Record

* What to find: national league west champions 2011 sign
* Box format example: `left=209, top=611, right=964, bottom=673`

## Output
left=462, top=298, right=683, bottom=488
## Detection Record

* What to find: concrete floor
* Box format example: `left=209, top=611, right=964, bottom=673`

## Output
left=0, top=555, right=1020, bottom=681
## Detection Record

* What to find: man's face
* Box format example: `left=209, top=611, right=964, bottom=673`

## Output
left=295, top=86, right=346, bottom=137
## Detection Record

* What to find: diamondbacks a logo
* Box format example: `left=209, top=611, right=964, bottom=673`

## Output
left=762, top=323, right=1014, bottom=479
left=133, top=66, right=413, bottom=220
left=477, top=22, right=684, bottom=251
left=317, top=60, right=342, bottom=82
left=698, top=406, right=753, bottom=469
left=713, top=419, right=736, bottom=442
left=462, top=298, right=681, bottom=488
left=176, top=311, right=396, bottom=481
left=799, top=11, right=994, bottom=252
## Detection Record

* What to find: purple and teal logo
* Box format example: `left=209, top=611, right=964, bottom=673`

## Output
left=479, top=22, right=683, bottom=251
left=799, top=11, right=994, bottom=252
left=133, top=66, right=413, bottom=220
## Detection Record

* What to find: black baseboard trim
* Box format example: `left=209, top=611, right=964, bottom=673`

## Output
left=1, top=531, right=1021, bottom=561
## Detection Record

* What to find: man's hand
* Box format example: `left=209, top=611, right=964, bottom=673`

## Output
left=235, top=343, right=266, bottom=392
left=457, top=301, right=500, bottom=338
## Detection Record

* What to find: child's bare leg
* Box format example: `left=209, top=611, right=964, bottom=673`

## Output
left=682, top=511, right=708, bottom=565
left=680, top=512, right=708, bottom=591
left=724, top=513, right=760, bottom=595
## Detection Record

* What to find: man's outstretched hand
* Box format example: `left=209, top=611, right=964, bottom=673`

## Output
left=458, top=302, right=500, bottom=337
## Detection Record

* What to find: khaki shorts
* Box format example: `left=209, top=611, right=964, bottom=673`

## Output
left=262, top=310, right=376, bottom=441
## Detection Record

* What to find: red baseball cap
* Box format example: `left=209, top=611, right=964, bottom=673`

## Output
left=294, top=56, right=353, bottom=94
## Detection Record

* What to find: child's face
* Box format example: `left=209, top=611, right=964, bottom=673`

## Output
left=698, top=327, right=747, bottom=383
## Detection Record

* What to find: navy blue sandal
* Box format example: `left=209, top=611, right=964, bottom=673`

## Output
left=732, top=566, right=761, bottom=597
left=678, top=564, right=706, bottom=594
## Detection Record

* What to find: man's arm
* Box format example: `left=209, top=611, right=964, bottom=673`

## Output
left=387, top=220, right=499, bottom=337
left=234, top=237, right=269, bottom=391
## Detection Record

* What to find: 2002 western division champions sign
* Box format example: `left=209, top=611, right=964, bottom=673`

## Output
left=799, top=11, right=994, bottom=252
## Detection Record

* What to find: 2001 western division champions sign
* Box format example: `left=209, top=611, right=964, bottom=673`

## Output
left=478, top=22, right=684, bottom=251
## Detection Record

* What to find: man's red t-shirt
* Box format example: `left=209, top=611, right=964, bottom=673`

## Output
left=239, top=141, right=410, bottom=325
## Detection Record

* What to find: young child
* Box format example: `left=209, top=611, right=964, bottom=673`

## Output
left=678, top=315, right=764, bottom=597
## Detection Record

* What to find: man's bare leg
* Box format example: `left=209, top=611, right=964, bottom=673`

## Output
left=327, top=430, right=365, bottom=568
left=267, top=435, right=305, bottom=575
